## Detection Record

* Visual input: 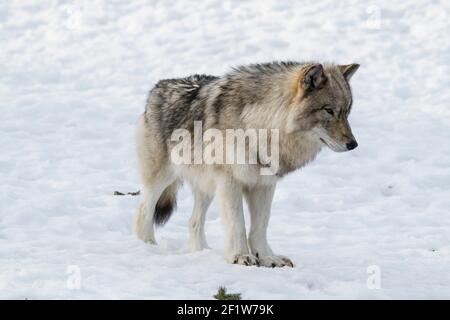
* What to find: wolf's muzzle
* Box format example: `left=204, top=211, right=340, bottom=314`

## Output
left=346, top=140, right=358, bottom=150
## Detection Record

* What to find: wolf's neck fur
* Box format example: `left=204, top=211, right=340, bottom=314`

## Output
left=238, top=65, right=323, bottom=176
left=277, top=131, right=322, bottom=176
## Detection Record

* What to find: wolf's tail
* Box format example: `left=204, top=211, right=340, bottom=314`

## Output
left=154, top=180, right=180, bottom=226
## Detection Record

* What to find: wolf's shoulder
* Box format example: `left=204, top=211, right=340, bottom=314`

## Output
left=228, top=61, right=303, bottom=77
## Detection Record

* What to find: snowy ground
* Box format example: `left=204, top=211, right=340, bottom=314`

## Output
left=0, top=0, right=449, bottom=299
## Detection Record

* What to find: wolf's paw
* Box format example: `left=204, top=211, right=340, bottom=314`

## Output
left=143, top=238, right=157, bottom=245
left=136, top=227, right=157, bottom=245
left=230, top=254, right=260, bottom=267
left=257, top=255, right=294, bottom=268
left=135, top=206, right=157, bottom=244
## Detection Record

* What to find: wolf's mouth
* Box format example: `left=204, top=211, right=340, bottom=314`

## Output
left=319, top=137, right=348, bottom=153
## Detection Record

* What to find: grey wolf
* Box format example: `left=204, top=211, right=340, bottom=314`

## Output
left=135, top=61, right=359, bottom=267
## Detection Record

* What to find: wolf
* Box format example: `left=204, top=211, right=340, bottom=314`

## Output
left=135, top=61, right=359, bottom=267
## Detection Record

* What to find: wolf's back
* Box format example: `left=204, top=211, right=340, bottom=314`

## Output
left=144, top=74, right=219, bottom=141
left=146, top=74, right=219, bottom=113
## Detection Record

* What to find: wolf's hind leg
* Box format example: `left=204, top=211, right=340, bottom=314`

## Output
left=135, top=113, right=175, bottom=244
left=135, top=172, right=175, bottom=244
left=245, top=184, right=294, bottom=268
left=188, top=189, right=212, bottom=252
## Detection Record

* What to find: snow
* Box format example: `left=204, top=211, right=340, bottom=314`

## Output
left=0, top=0, right=449, bottom=299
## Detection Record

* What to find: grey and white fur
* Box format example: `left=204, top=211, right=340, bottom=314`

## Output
left=135, top=61, right=359, bottom=267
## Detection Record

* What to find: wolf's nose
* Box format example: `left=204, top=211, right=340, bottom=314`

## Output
left=346, top=140, right=358, bottom=150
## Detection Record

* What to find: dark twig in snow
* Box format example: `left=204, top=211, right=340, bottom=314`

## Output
left=113, top=190, right=141, bottom=196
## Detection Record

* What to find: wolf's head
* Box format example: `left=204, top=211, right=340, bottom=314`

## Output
left=286, top=63, right=359, bottom=152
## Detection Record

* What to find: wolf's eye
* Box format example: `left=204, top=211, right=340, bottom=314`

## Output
left=324, top=108, right=334, bottom=116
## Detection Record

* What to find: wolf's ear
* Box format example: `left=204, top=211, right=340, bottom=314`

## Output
left=339, top=64, right=360, bottom=81
left=301, top=64, right=326, bottom=92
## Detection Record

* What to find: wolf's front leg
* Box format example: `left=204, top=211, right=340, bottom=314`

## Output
left=245, top=184, right=294, bottom=268
left=216, top=178, right=259, bottom=266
